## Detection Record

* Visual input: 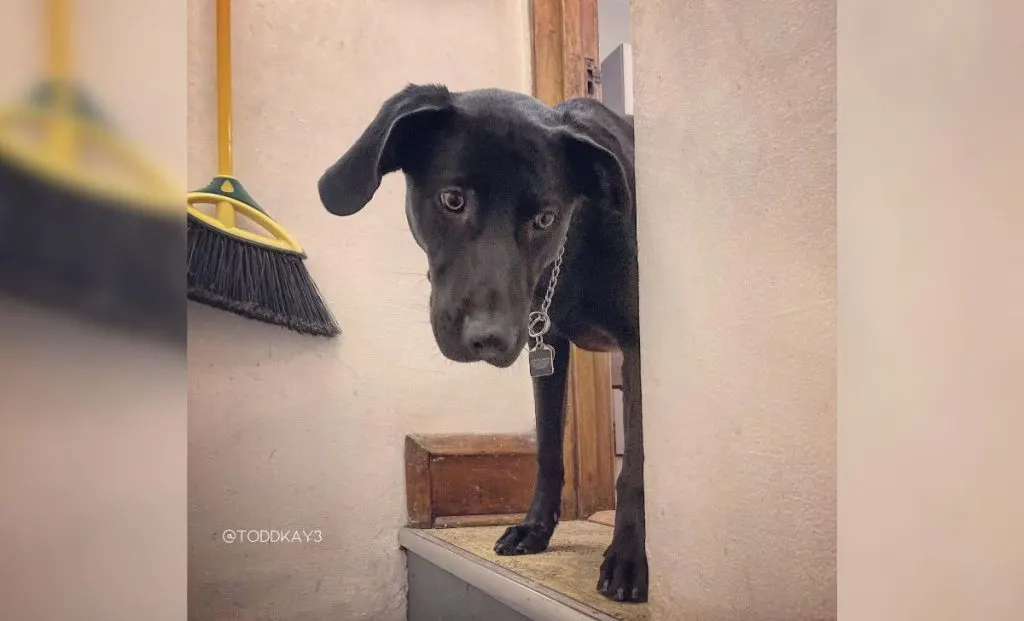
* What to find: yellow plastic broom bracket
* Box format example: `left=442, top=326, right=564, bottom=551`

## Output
left=187, top=192, right=306, bottom=256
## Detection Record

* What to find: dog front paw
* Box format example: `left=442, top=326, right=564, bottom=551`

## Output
left=597, top=529, right=648, bottom=603
left=493, top=521, right=554, bottom=556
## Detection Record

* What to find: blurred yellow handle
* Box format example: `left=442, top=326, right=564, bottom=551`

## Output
left=48, top=0, right=71, bottom=79
left=46, top=0, right=74, bottom=160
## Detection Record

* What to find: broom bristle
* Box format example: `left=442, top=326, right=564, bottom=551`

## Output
left=187, top=216, right=340, bottom=337
left=0, top=157, right=186, bottom=343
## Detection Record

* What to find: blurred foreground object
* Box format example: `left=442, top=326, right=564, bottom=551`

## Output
left=186, top=0, right=339, bottom=337
left=0, top=0, right=184, bottom=342
left=0, top=297, right=186, bottom=621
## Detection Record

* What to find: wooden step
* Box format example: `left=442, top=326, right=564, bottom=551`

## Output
left=405, top=433, right=538, bottom=528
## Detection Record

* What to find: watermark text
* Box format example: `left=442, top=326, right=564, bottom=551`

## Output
left=221, top=529, right=323, bottom=544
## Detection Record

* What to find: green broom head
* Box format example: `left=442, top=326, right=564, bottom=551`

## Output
left=187, top=175, right=340, bottom=337
left=0, top=78, right=186, bottom=343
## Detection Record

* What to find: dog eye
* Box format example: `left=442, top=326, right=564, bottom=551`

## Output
left=533, top=210, right=557, bottom=230
left=439, top=189, right=465, bottom=213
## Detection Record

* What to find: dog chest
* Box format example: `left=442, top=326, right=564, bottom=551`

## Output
left=562, top=323, right=620, bottom=353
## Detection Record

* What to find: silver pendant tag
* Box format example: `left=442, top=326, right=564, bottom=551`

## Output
left=529, top=344, right=556, bottom=378
left=527, top=233, right=569, bottom=380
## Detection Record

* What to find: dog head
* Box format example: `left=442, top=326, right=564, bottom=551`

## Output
left=318, top=84, right=627, bottom=368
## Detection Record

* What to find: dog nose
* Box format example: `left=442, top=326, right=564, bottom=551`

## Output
left=462, top=315, right=519, bottom=361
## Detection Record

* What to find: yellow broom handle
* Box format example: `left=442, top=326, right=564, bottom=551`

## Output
left=48, top=0, right=71, bottom=80
left=216, top=0, right=233, bottom=176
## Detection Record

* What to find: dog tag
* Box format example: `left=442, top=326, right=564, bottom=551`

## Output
left=529, top=344, right=556, bottom=378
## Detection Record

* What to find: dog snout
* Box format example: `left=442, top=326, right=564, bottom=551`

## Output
left=462, top=314, right=520, bottom=363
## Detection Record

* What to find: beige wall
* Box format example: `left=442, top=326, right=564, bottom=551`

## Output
left=636, top=0, right=1024, bottom=618
left=838, top=0, right=1024, bottom=618
left=633, top=0, right=837, bottom=618
left=186, top=1, right=533, bottom=619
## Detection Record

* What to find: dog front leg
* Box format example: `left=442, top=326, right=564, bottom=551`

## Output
left=494, top=333, right=571, bottom=555
left=598, top=344, right=648, bottom=602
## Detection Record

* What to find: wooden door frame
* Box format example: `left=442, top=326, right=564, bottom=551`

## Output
left=530, top=0, right=616, bottom=522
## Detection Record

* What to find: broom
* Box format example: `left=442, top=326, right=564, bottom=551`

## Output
left=186, top=0, right=339, bottom=337
left=0, top=0, right=185, bottom=342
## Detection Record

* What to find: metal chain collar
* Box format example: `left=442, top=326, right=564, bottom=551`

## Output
left=528, top=238, right=567, bottom=352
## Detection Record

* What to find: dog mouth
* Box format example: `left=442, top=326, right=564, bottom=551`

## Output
left=476, top=346, right=524, bottom=369
left=433, top=333, right=526, bottom=368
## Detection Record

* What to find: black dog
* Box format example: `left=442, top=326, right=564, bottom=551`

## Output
left=318, top=84, right=646, bottom=603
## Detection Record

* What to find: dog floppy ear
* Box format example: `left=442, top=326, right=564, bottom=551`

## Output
left=558, top=117, right=634, bottom=216
left=318, top=84, right=454, bottom=216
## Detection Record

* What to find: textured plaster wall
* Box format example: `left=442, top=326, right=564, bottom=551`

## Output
left=632, top=0, right=837, bottom=618
left=186, top=1, right=533, bottom=619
